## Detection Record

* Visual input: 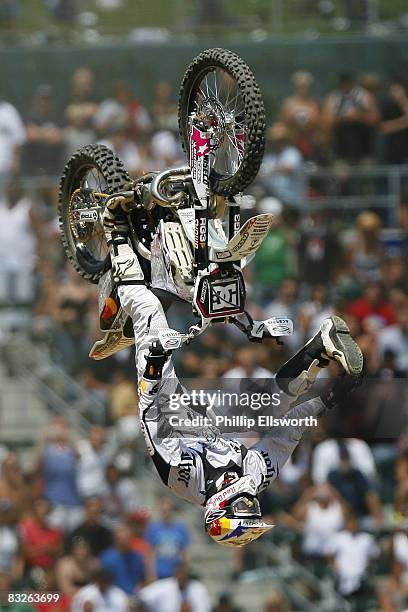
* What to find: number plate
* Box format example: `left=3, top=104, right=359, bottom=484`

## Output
left=193, top=271, right=246, bottom=319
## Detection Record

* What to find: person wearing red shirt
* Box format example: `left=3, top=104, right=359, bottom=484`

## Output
left=20, top=498, right=63, bottom=570
left=348, top=282, right=396, bottom=329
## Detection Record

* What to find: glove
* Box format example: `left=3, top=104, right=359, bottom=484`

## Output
left=106, top=182, right=135, bottom=212
left=102, top=207, right=129, bottom=241
left=103, top=183, right=136, bottom=242
left=143, top=341, right=172, bottom=380
left=320, top=373, right=363, bottom=411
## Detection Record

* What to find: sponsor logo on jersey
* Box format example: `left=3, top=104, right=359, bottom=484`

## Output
left=177, top=451, right=195, bottom=488
left=257, top=450, right=279, bottom=492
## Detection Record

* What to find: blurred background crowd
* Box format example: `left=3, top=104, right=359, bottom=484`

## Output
left=0, top=1, right=408, bottom=612
left=1, top=0, right=408, bottom=41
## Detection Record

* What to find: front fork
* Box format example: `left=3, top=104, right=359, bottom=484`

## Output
left=189, top=116, right=211, bottom=274
left=227, top=197, right=241, bottom=241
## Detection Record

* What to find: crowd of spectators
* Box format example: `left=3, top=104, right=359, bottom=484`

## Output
left=0, top=1, right=402, bottom=40
left=0, top=420, right=202, bottom=611
left=0, top=63, right=407, bottom=610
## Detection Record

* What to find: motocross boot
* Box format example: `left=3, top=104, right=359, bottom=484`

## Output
left=102, top=191, right=144, bottom=284
left=276, top=315, right=363, bottom=401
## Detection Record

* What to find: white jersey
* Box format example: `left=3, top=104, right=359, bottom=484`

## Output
left=138, top=377, right=258, bottom=504
left=137, top=376, right=320, bottom=505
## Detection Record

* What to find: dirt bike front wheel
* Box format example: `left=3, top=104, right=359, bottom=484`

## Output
left=59, top=144, right=131, bottom=284
left=178, top=47, right=266, bottom=197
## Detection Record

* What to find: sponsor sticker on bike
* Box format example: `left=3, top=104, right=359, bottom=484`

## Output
left=251, top=317, right=293, bottom=338
left=157, top=328, right=186, bottom=350
left=210, top=214, right=273, bottom=261
left=177, top=208, right=195, bottom=243
left=210, top=280, right=240, bottom=313
left=235, top=129, right=245, bottom=154
left=190, top=125, right=211, bottom=205
left=214, top=249, right=232, bottom=260
left=233, top=213, right=241, bottom=236
left=264, top=317, right=293, bottom=336
left=76, top=209, right=99, bottom=222
left=194, top=272, right=245, bottom=318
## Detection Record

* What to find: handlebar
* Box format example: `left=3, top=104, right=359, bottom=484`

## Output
left=103, top=166, right=193, bottom=213
left=149, top=166, right=191, bottom=208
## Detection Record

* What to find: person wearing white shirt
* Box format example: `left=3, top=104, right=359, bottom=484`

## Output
left=138, top=563, right=211, bottom=612
left=76, top=426, right=112, bottom=499
left=0, top=181, right=37, bottom=303
left=325, top=514, right=379, bottom=597
left=71, top=567, right=129, bottom=612
left=263, top=278, right=302, bottom=351
left=0, top=100, right=26, bottom=192
left=392, top=519, right=408, bottom=584
left=311, top=438, right=376, bottom=485
left=99, top=129, right=143, bottom=178
left=0, top=499, right=19, bottom=574
left=291, top=485, right=345, bottom=558
left=259, top=122, right=304, bottom=207
left=378, top=306, right=408, bottom=373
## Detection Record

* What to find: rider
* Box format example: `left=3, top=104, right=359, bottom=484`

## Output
left=102, top=195, right=363, bottom=548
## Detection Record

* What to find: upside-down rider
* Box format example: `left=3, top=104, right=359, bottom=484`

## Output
left=102, top=195, right=364, bottom=548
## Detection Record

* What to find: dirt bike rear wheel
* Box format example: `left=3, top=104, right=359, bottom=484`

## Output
left=59, top=144, right=131, bottom=283
left=178, top=47, right=265, bottom=196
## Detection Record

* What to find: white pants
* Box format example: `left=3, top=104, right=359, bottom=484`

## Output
left=118, top=284, right=176, bottom=383
left=118, top=284, right=324, bottom=504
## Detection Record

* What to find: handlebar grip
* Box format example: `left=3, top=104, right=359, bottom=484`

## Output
left=105, top=190, right=137, bottom=212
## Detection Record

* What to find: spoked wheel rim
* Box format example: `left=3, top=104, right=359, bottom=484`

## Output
left=189, top=67, right=246, bottom=181
left=68, top=165, right=109, bottom=267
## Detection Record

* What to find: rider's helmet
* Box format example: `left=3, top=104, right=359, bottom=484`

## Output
left=204, top=474, right=274, bottom=547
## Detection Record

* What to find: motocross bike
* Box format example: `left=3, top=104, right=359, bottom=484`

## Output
left=59, top=48, right=293, bottom=360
